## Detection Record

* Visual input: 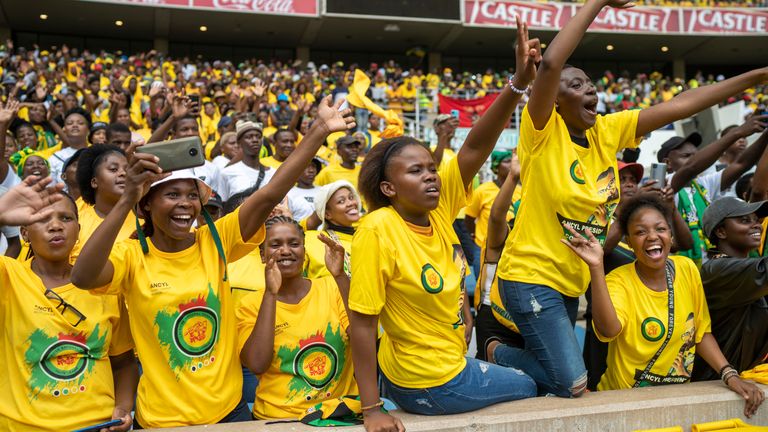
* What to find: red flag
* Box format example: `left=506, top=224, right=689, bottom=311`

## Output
left=438, top=93, right=500, bottom=127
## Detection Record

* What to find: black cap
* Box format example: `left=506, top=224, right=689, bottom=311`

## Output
left=336, top=135, right=363, bottom=147
left=657, top=132, right=702, bottom=162
left=702, top=197, right=768, bottom=239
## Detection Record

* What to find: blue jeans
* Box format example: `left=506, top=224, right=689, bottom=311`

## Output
left=381, top=357, right=536, bottom=415
left=494, top=279, right=587, bottom=398
left=242, top=366, right=259, bottom=404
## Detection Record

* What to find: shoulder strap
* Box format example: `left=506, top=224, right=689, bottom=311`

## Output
left=633, top=259, right=676, bottom=388
left=254, top=165, right=266, bottom=190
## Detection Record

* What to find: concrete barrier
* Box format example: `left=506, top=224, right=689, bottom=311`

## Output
left=149, top=381, right=768, bottom=432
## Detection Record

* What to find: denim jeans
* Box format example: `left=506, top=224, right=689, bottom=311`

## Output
left=133, top=398, right=252, bottom=429
left=381, top=357, right=536, bottom=415
left=494, top=279, right=587, bottom=398
left=242, top=366, right=259, bottom=404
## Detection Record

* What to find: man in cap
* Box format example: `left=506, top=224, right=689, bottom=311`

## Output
left=663, top=115, right=768, bottom=265
left=315, top=135, right=362, bottom=188
left=432, top=113, right=459, bottom=169
left=691, top=197, right=768, bottom=381
left=221, top=120, right=273, bottom=201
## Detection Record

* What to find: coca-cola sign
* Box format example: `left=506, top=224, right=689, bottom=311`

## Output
left=79, top=0, right=319, bottom=16
left=464, top=0, right=767, bottom=35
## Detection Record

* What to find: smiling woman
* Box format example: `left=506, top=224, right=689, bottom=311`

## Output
left=563, top=193, right=764, bottom=418
left=70, top=95, right=355, bottom=428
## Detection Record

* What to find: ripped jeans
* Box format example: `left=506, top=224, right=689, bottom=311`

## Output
left=381, top=357, right=536, bottom=415
left=493, top=279, right=587, bottom=398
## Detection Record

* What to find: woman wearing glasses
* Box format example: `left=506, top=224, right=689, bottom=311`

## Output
left=0, top=176, right=137, bottom=431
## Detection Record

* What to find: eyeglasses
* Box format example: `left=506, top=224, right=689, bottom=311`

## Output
left=44, top=289, right=87, bottom=328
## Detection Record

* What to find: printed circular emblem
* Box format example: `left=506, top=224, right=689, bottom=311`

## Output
left=420, top=263, right=444, bottom=294
left=570, top=160, right=586, bottom=185
left=173, top=306, right=219, bottom=357
left=293, top=342, right=338, bottom=389
left=40, top=340, right=89, bottom=381
left=641, top=317, right=665, bottom=342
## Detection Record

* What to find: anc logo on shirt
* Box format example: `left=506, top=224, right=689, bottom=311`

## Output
left=641, top=317, right=665, bottom=342
left=278, top=323, right=347, bottom=403
left=420, top=263, right=444, bottom=294
left=569, top=160, right=586, bottom=185
left=294, top=339, right=339, bottom=389
left=174, top=306, right=218, bottom=357
left=24, top=325, right=107, bottom=399
left=155, top=284, right=221, bottom=375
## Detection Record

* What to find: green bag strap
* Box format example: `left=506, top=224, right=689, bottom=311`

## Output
left=135, top=207, right=228, bottom=282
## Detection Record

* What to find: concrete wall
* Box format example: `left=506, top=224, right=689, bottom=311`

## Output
left=148, top=381, right=767, bottom=432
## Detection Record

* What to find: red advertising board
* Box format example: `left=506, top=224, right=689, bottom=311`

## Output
left=463, top=0, right=767, bottom=35
left=438, top=93, right=501, bottom=127
left=79, top=0, right=320, bottom=16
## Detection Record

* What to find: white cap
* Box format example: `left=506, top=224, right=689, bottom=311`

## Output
left=149, top=169, right=212, bottom=204
left=313, top=180, right=361, bottom=225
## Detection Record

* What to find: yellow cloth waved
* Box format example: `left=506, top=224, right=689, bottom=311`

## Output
left=346, top=69, right=403, bottom=138
left=740, top=363, right=768, bottom=385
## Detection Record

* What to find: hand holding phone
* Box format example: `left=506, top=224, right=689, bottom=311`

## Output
left=135, top=137, right=205, bottom=172
left=649, top=162, right=667, bottom=189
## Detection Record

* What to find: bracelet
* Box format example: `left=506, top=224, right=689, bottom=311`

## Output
left=361, top=400, right=384, bottom=411
left=722, top=369, right=739, bottom=385
left=719, top=364, right=735, bottom=376
left=507, top=76, right=528, bottom=94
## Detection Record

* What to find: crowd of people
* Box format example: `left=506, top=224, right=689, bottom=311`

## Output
left=1, top=0, right=768, bottom=431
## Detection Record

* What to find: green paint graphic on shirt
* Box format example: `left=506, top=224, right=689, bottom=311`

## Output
left=155, top=284, right=221, bottom=377
left=277, top=322, right=347, bottom=403
left=24, top=324, right=107, bottom=399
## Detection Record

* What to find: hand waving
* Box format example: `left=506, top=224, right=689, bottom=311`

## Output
left=513, top=16, right=542, bottom=87
left=605, top=0, right=636, bottom=9
left=0, top=176, right=65, bottom=227
left=0, top=98, right=19, bottom=124
left=560, top=224, right=604, bottom=268
left=318, top=233, right=347, bottom=278
left=315, top=95, right=355, bottom=135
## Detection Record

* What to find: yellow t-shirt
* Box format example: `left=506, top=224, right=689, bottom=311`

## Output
left=304, top=230, right=352, bottom=279
left=236, top=276, right=357, bottom=419
left=228, top=249, right=266, bottom=309
left=597, top=256, right=711, bottom=390
left=71, top=204, right=136, bottom=261
left=101, top=208, right=265, bottom=428
left=0, top=258, right=133, bottom=432
left=497, top=106, right=640, bottom=297
left=314, top=164, right=361, bottom=189
left=261, top=156, right=283, bottom=170
left=464, top=181, right=522, bottom=248
left=349, top=158, right=470, bottom=388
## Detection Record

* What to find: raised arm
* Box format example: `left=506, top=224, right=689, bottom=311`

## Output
left=637, top=68, right=768, bottom=138
left=486, top=158, right=519, bottom=252
left=670, top=115, right=768, bottom=192
left=0, top=98, right=19, bottom=183
left=458, top=18, right=540, bottom=186
left=237, top=95, right=355, bottom=240
left=562, top=226, right=622, bottom=339
left=432, top=117, right=457, bottom=167
left=750, top=131, right=768, bottom=202
left=147, top=95, right=194, bottom=143
left=240, top=254, right=281, bottom=374
left=527, top=0, right=630, bottom=130
left=71, top=149, right=168, bottom=289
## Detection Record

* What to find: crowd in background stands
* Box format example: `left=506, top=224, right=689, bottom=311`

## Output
left=0, top=41, right=765, bottom=136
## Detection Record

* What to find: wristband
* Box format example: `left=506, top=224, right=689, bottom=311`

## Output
left=722, top=369, right=739, bottom=386
left=718, top=364, right=735, bottom=376
left=361, top=400, right=384, bottom=411
left=507, top=76, right=528, bottom=94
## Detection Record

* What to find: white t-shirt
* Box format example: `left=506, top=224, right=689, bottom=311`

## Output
left=287, top=194, right=314, bottom=222
left=190, top=160, right=224, bottom=198
left=211, top=155, right=231, bottom=171
left=0, top=181, right=21, bottom=249
left=220, top=161, right=275, bottom=201
left=668, top=171, right=722, bottom=207
left=48, top=147, right=78, bottom=184
left=287, top=186, right=320, bottom=206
